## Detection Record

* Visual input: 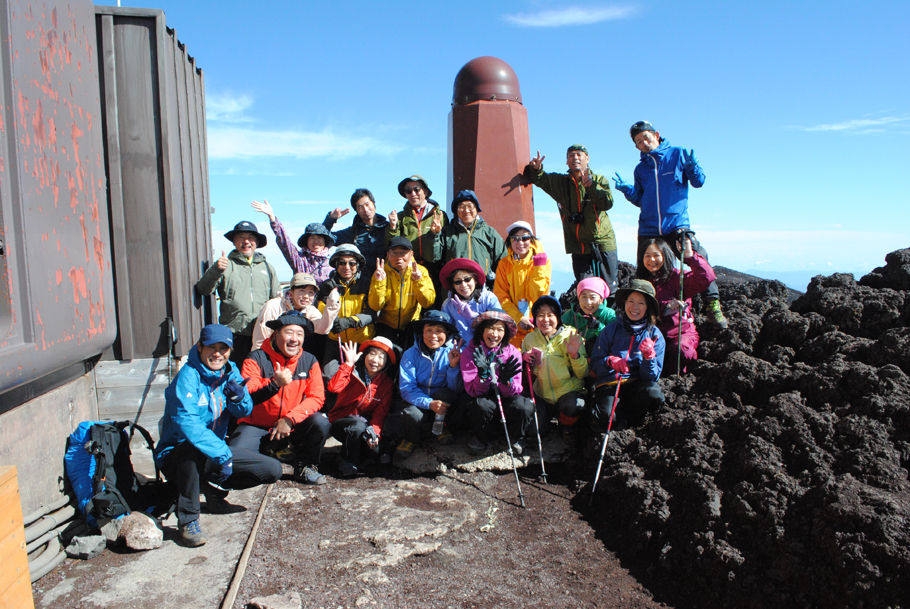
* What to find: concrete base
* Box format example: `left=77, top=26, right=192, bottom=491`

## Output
left=0, top=372, right=98, bottom=514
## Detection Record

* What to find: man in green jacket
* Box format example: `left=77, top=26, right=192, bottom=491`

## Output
left=434, top=189, right=508, bottom=287
left=524, top=145, right=618, bottom=295
left=196, top=220, right=281, bottom=364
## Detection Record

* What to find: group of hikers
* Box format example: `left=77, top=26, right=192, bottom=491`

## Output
left=156, top=121, right=726, bottom=546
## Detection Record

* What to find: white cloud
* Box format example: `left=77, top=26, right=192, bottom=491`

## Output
left=504, top=5, right=637, bottom=27
left=206, top=92, right=255, bottom=123
left=206, top=126, right=404, bottom=160
left=796, top=115, right=909, bottom=132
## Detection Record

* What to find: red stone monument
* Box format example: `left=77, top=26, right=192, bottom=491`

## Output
left=448, top=56, right=534, bottom=236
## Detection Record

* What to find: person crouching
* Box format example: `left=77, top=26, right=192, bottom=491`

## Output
left=324, top=337, right=397, bottom=477
left=232, top=313, right=330, bottom=485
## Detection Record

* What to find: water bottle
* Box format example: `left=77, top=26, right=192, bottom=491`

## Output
left=431, top=412, right=446, bottom=436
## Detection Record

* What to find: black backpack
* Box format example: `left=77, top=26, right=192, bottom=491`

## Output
left=65, top=420, right=172, bottom=526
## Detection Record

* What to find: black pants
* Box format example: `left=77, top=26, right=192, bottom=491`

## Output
left=330, top=416, right=380, bottom=464
left=229, top=333, right=253, bottom=365
left=384, top=388, right=461, bottom=444
left=374, top=323, right=414, bottom=352
left=572, top=248, right=619, bottom=297
left=637, top=232, right=719, bottom=300
left=468, top=392, right=535, bottom=443
left=536, top=390, right=586, bottom=431
left=229, top=412, right=331, bottom=468
left=159, top=441, right=278, bottom=526
left=592, top=381, right=665, bottom=430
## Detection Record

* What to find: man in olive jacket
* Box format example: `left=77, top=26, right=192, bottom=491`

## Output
left=524, top=145, right=618, bottom=295
left=196, top=220, right=281, bottom=363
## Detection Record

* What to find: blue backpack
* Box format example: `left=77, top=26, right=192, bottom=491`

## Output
left=64, top=421, right=169, bottom=526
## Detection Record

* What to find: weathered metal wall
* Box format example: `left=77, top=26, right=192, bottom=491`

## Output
left=0, top=0, right=116, bottom=397
left=95, top=6, right=212, bottom=361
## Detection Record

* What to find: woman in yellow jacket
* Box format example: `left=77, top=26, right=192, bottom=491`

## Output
left=493, top=221, right=552, bottom=347
left=368, top=236, right=436, bottom=347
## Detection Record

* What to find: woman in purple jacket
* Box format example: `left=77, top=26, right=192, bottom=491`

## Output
left=637, top=236, right=716, bottom=373
left=460, top=310, right=534, bottom=455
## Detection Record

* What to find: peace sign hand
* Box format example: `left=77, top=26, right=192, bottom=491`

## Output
left=373, top=258, right=386, bottom=281
left=410, top=260, right=422, bottom=281
left=529, top=150, right=545, bottom=171
left=430, top=209, right=443, bottom=234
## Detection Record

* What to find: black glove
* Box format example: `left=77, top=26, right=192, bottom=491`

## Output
left=497, top=356, right=521, bottom=383
left=472, top=346, right=492, bottom=379
left=332, top=317, right=358, bottom=334
left=223, top=378, right=249, bottom=404
left=206, top=458, right=232, bottom=485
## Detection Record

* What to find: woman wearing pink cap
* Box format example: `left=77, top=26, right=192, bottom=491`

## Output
left=561, top=277, right=616, bottom=354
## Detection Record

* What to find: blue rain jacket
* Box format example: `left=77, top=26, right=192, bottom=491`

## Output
left=399, top=341, right=462, bottom=410
left=590, top=317, right=665, bottom=385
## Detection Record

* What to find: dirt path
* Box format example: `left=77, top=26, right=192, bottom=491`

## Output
left=233, top=465, right=671, bottom=609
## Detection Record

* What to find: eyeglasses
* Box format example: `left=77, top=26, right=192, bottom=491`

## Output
left=404, top=186, right=422, bottom=195
left=510, top=235, right=533, bottom=242
left=336, top=260, right=358, bottom=267
left=452, top=277, right=474, bottom=286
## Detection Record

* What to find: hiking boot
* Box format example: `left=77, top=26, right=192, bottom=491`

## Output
left=394, top=440, right=416, bottom=461
left=467, top=436, right=487, bottom=454
left=706, top=298, right=728, bottom=329
left=436, top=430, right=455, bottom=445
left=337, top=459, right=358, bottom=478
left=178, top=519, right=206, bottom=547
left=293, top=462, right=327, bottom=485
left=511, top=437, right=527, bottom=456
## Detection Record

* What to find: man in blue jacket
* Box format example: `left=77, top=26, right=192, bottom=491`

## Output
left=155, top=324, right=277, bottom=547
left=613, top=121, right=727, bottom=328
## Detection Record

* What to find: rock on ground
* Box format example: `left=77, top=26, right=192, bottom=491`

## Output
left=117, top=512, right=163, bottom=551
left=587, top=248, right=910, bottom=609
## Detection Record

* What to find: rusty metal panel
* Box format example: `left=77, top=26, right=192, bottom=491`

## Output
left=94, top=6, right=212, bottom=360
left=0, top=0, right=116, bottom=396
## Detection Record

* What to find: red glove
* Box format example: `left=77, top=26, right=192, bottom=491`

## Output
left=606, top=356, right=629, bottom=374
left=639, top=337, right=656, bottom=360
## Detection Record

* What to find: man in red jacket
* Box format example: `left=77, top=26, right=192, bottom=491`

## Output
left=232, top=313, right=330, bottom=485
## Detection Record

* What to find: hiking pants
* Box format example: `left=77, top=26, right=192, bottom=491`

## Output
left=467, top=393, right=535, bottom=443
left=330, top=416, right=380, bottom=464
left=592, top=381, right=665, bottom=430
left=537, top=390, right=587, bottom=431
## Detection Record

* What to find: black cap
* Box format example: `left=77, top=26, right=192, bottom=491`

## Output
left=387, top=236, right=413, bottom=251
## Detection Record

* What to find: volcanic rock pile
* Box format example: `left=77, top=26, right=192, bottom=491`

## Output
left=592, top=248, right=910, bottom=608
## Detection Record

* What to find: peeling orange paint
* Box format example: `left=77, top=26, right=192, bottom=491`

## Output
left=55, top=269, right=62, bottom=285
left=67, top=266, right=87, bottom=304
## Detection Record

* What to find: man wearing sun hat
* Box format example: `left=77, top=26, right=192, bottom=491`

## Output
left=196, top=220, right=281, bottom=364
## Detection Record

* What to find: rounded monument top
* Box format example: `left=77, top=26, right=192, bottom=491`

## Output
left=452, top=56, right=522, bottom=106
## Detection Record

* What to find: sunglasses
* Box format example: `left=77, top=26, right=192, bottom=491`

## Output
left=404, top=186, right=422, bottom=195
left=452, top=277, right=475, bottom=286
left=336, top=260, right=358, bottom=267
left=510, top=235, right=533, bottom=242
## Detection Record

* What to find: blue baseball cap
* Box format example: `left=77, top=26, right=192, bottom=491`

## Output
left=199, top=324, right=233, bottom=348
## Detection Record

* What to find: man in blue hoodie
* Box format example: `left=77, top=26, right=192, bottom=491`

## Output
left=613, top=121, right=727, bottom=328
left=155, top=324, right=278, bottom=547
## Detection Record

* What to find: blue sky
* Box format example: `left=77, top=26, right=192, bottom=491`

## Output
left=100, top=1, right=909, bottom=293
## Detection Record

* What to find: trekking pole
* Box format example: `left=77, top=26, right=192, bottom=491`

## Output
left=491, top=363, right=526, bottom=508
left=523, top=363, right=547, bottom=484
left=589, top=335, right=634, bottom=505
left=589, top=379, right=622, bottom=505
left=676, top=230, right=686, bottom=376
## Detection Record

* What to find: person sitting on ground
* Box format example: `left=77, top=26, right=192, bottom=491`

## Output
left=638, top=236, right=716, bottom=374
left=196, top=221, right=280, bottom=364
left=461, top=310, right=535, bottom=455
left=561, top=277, right=616, bottom=355
left=317, top=244, right=376, bottom=363
left=590, top=279, right=666, bottom=431
left=323, top=188, right=389, bottom=275
left=434, top=190, right=507, bottom=287
left=251, top=199, right=334, bottom=283
left=440, top=257, right=502, bottom=345
left=233, top=313, right=330, bottom=485
left=493, top=221, right=551, bottom=348
left=155, top=324, right=260, bottom=547
left=524, top=145, right=618, bottom=293
left=251, top=272, right=338, bottom=353
left=368, top=236, right=435, bottom=347
left=324, top=338, right=397, bottom=478
left=386, top=175, right=447, bottom=301
left=612, top=120, right=727, bottom=328
left=388, top=310, right=463, bottom=462
left=522, top=296, right=588, bottom=444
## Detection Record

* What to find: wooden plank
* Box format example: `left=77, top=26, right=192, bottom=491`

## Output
left=0, top=467, right=35, bottom=609
left=93, top=358, right=174, bottom=388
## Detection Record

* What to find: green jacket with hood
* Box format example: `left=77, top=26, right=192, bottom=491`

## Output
left=196, top=250, right=280, bottom=336
left=524, top=164, right=616, bottom=255
left=521, top=325, right=588, bottom=404
left=434, top=217, right=508, bottom=282
left=385, top=199, right=448, bottom=265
